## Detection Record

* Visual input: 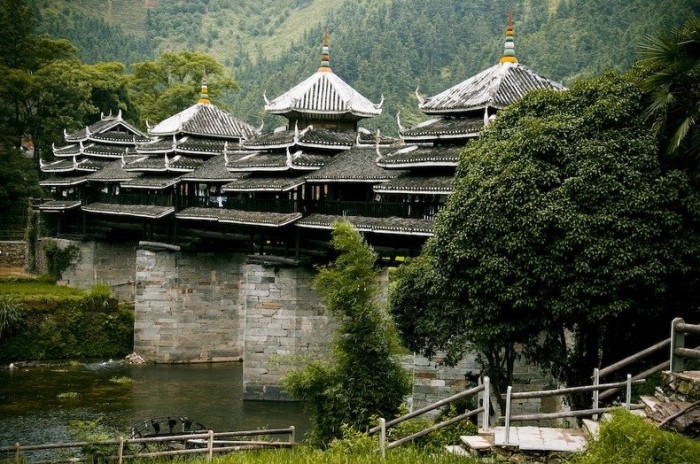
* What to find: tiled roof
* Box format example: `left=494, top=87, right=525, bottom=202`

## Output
left=401, top=117, right=484, bottom=141
left=243, top=130, right=295, bottom=149
left=377, top=145, right=463, bottom=169
left=65, top=113, right=146, bottom=142
left=83, top=144, right=130, bottom=158
left=176, top=207, right=301, bottom=227
left=120, top=176, right=181, bottom=189
left=90, top=130, right=149, bottom=144
left=124, top=154, right=203, bottom=173
left=40, top=158, right=110, bottom=173
left=226, top=152, right=288, bottom=171
left=37, top=200, right=82, bottom=211
left=181, top=156, right=245, bottom=182
left=265, top=71, right=382, bottom=120
left=82, top=202, right=174, bottom=219
left=137, top=135, right=235, bottom=156
left=137, top=138, right=174, bottom=154
left=176, top=136, right=230, bottom=155
left=419, top=62, right=565, bottom=114
left=148, top=103, right=257, bottom=139
left=297, top=213, right=434, bottom=236
left=221, top=174, right=306, bottom=192
left=290, top=152, right=330, bottom=170
left=305, top=147, right=405, bottom=182
left=39, top=175, right=89, bottom=187
left=87, top=159, right=142, bottom=182
left=373, top=174, right=454, bottom=194
left=244, top=128, right=357, bottom=150
left=53, top=144, right=81, bottom=156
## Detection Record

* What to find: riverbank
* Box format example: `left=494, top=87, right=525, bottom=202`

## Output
left=0, top=277, right=134, bottom=363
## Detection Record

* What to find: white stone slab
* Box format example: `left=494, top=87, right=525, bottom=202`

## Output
left=460, top=435, right=493, bottom=450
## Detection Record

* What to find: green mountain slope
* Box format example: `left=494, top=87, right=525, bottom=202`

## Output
left=32, top=0, right=700, bottom=133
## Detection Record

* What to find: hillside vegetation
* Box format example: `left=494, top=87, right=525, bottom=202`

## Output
left=30, top=0, right=700, bottom=133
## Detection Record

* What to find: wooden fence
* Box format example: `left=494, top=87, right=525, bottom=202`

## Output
left=371, top=377, right=490, bottom=457
left=0, top=427, right=295, bottom=464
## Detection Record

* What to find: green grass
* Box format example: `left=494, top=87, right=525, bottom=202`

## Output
left=207, top=447, right=475, bottom=464
left=571, top=409, right=700, bottom=464
left=0, top=278, right=87, bottom=298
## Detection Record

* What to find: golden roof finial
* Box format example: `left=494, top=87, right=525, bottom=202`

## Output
left=318, top=27, right=332, bottom=72
left=198, top=69, right=210, bottom=104
left=500, top=10, right=518, bottom=64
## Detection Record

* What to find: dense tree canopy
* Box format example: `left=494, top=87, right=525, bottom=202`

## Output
left=390, top=67, right=700, bottom=411
left=130, top=51, right=239, bottom=126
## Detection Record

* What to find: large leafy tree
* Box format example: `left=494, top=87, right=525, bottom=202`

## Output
left=284, top=221, right=410, bottom=446
left=639, top=16, right=700, bottom=165
left=129, top=51, right=238, bottom=126
left=390, top=68, right=700, bottom=411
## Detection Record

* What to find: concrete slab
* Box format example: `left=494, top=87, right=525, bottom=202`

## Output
left=460, top=434, right=493, bottom=451
left=493, top=426, right=587, bottom=452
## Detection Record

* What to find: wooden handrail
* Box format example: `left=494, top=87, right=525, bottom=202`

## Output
left=596, top=338, right=670, bottom=378
left=386, top=407, right=484, bottom=450
left=369, top=382, right=485, bottom=434
left=675, top=322, right=700, bottom=335
left=505, top=379, right=645, bottom=399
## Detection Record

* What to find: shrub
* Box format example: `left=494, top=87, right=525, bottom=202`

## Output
left=42, top=239, right=81, bottom=281
left=573, top=409, right=700, bottom=464
left=283, top=221, right=411, bottom=446
left=0, top=294, right=23, bottom=340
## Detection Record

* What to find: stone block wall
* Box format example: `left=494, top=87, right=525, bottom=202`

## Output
left=39, top=239, right=137, bottom=301
left=242, top=263, right=333, bottom=400
left=0, top=241, right=26, bottom=268
left=134, top=249, right=245, bottom=363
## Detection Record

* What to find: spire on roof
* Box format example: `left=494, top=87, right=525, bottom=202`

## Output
left=499, top=11, right=518, bottom=64
left=318, top=28, right=331, bottom=73
left=198, top=71, right=210, bottom=104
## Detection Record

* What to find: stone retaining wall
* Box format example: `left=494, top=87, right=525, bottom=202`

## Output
left=38, top=239, right=137, bottom=301
left=0, top=241, right=26, bottom=268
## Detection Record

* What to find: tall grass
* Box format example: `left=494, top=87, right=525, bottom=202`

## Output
left=572, top=409, right=700, bottom=464
left=208, top=447, right=475, bottom=464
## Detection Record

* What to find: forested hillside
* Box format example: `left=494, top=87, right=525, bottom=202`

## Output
left=30, top=0, right=700, bottom=132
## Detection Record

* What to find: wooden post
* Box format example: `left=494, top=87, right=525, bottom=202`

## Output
left=14, top=443, right=20, bottom=464
left=289, top=426, right=295, bottom=445
left=592, top=368, right=600, bottom=420
left=379, top=418, right=386, bottom=459
left=671, top=317, right=685, bottom=372
left=625, top=374, right=632, bottom=410
left=482, top=376, right=491, bottom=432
left=117, top=437, right=124, bottom=464
left=207, top=430, right=214, bottom=462
left=504, top=386, right=512, bottom=446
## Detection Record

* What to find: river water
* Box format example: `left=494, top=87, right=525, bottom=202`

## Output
left=0, top=361, right=309, bottom=453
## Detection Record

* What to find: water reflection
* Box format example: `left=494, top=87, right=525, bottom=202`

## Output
left=0, top=362, right=308, bottom=448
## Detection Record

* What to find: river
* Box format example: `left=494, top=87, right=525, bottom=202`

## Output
left=0, top=361, right=309, bottom=453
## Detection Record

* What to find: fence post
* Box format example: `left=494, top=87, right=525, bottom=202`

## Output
left=625, top=374, right=632, bottom=410
left=14, top=443, right=20, bottom=464
left=592, top=368, right=600, bottom=420
left=482, top=376, right=491, bottom=433
left=671, top=317, right=685, bottom=372
left=207, top=430, right=214, bottom=462
left=289, top=426, right=295, bottom=445
left=504, top=386, right=512, bottom=446
left=379, top=418, right=386, bottom=459
left=117, top=437, right=124, bottom=464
